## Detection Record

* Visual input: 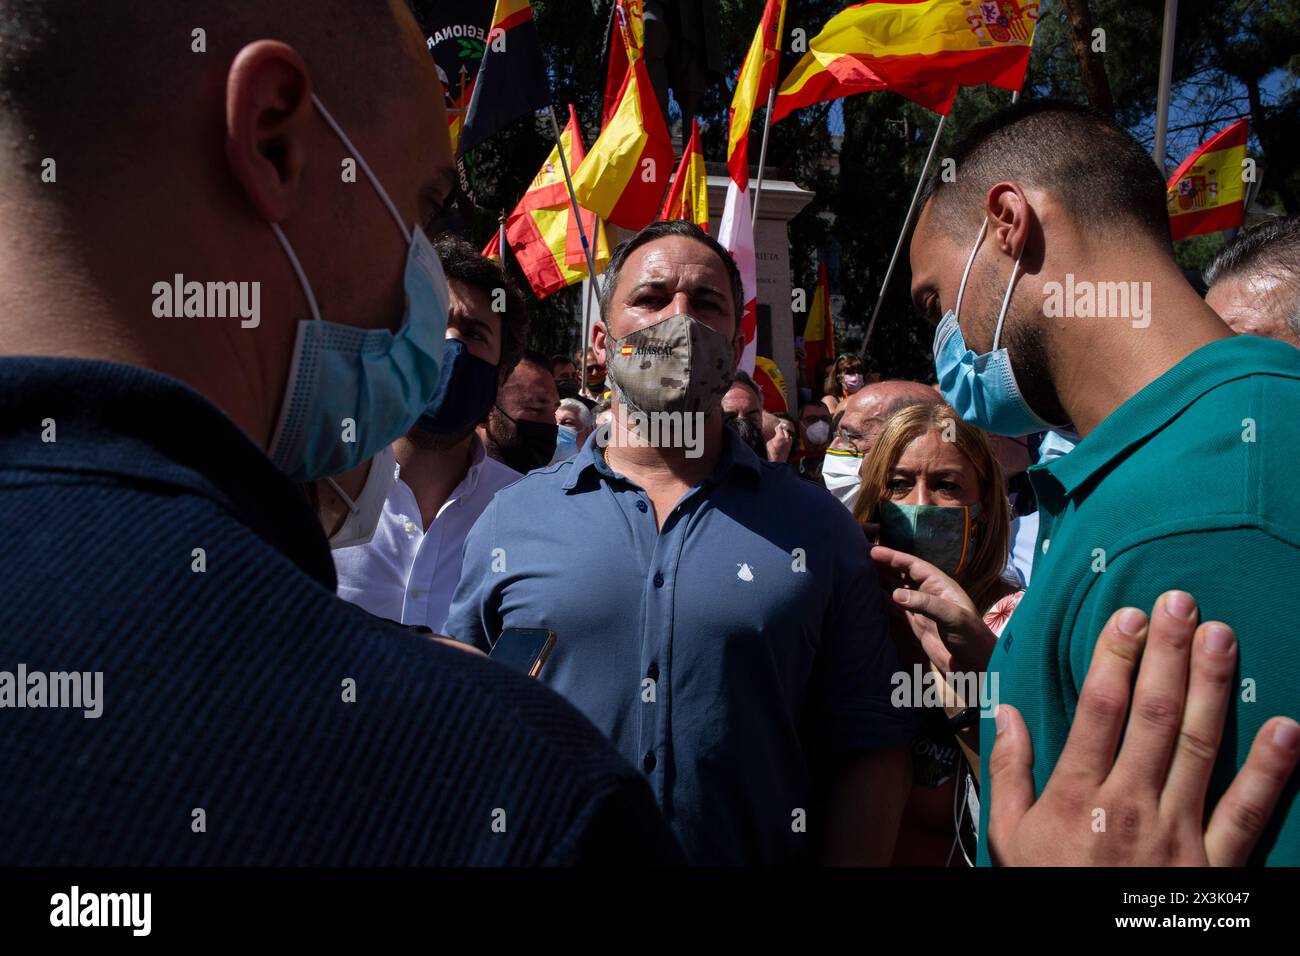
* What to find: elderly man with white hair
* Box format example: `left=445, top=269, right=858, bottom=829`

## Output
left=554, top=397, right=595, bottom=461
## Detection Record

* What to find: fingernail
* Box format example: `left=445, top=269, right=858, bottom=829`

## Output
left=1166, top=590, right=1197, bottom=620
left=1204, top=623, right=1235, bottom=654
left=994, top=705, right=1007, bottom=735
left=894, top=588, right=910, bottom=606
left=1274, top=720, right=1300, bottom=752
left=1117, top=607, right=1146, bottom=635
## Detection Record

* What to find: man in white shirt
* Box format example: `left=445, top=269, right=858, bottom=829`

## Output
left=323, top=234, right=528, bottom=632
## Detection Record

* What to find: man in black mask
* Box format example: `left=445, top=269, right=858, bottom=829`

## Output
left=322, top=235, right=529, bottom=632
left=481, top=350, right=561, bottom=473
left=552, top=354, right=582, bottom=400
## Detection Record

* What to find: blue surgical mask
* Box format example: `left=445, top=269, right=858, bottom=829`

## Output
left=932, top=219, right=1057, bottom=438
left=267, top=94, right=449, bottom=482
left=414, top=338, right=499, bottom=436
left=552, top=425, right=579, bottom=462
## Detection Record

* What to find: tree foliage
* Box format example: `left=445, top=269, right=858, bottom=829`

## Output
left=415, top=0, right=1299, bottom=376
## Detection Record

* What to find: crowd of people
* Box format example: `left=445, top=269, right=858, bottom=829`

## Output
left=2, top=2, right=1298, bottom=868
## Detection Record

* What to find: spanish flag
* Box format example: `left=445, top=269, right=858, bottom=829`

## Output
left=487, top=105, right=609, bottom=299
left=603, top=0, right=645, bottom=127
left=753, top=356, right=789, bottom=413
left=772, top=0, right=1039, bottom=123
left=727, top=0, right=786, bottom=189
left=570, top=50, right=674, bottom=231
left=660, top=120, right=709, bottom=231
left=458, top=0, right=551, bottom=156
left=801, top=260, right=834, bottom=386
left=1166, top=119, right=1250, bottom=242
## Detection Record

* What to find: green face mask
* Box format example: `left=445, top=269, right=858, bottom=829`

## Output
left=878, top=501, right=982, bottom=576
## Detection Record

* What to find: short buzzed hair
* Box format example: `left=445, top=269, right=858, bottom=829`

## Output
left=0, top=0, right=402, bottom=163
left=598, top=219, right=745, bottom=334
left=921, top=99, right=1171, bottom=247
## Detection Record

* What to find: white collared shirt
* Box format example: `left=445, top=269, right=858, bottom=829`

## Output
left=332, top=436, right=521, bottom=633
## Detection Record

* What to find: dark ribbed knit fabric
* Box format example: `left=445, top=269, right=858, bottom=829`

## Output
left=0, top=357, right=683, bottom=865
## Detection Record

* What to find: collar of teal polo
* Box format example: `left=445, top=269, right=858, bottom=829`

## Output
left=1036, top=336, right=1300, bottom=503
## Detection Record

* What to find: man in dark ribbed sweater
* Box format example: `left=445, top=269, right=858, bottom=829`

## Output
left=0, top=0, right=682, bottom=864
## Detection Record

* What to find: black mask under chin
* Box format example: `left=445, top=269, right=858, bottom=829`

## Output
left=491, top=405, right=558, bottom=474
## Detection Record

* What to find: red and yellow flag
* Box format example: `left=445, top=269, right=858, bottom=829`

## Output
left=487, top=104, right=609, bottom=299
left=801, top=260, right=834, bottom=385
left=773, top=0, right=1039, bottom=122
left=753, top=356, right=789, bottom=413
left=570, top=51, right=674, bottom=231
left=604, top=0, right=645, bottom=127
left=660, top=119, right=709, bottom=231
left=1166, top=119, right=1249, bottom=241
left=727, top=0, right=787, bottom=190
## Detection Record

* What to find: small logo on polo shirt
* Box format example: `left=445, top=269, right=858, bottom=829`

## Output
left=736, top=563, right=754, bottom=582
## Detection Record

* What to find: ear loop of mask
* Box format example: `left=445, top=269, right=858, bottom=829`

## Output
left=953, top=219, right=989, bottom=320
left=991, top=232, right=1026, bottom=352
left=267, top=92, right=413, bottom=324
left=324, top=476, right=360, bottom=516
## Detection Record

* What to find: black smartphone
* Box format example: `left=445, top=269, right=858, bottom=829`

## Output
left=490, top=628, right=556, bottom=678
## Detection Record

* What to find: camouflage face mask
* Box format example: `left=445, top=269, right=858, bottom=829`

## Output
left=606, top=313, right=735, bottom=417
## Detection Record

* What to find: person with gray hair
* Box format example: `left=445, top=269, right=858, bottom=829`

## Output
left=554, top=396, right=595, bottom=461
left=1205, top=216, right=1300, bottom=349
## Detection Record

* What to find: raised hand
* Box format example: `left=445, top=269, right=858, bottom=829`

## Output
left=989, top=592, right=1300, bottom=866
left=870, top=544, right=998, bottom=674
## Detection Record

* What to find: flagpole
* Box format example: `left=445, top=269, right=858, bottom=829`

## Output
left=1152, top=0, right=1178, bottom=173
left=864, top=112, right=948, bottom=348
left=497, top=213, right=506, bottom=262
left=546, top=105, right=604, bottom=323
left=751, top=87, right=777, bottom=226
left=580, top=218, right=602, bottom=397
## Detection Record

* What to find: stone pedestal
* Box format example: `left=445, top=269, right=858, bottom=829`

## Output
left=708, top=175, right=816, bottom=412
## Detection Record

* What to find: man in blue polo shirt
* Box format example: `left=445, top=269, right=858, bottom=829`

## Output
left=907, top=99, right=1300, bottom=864
left=446, top=220, right=915, bottom=865
left=0, top=0, right=679, bottom=865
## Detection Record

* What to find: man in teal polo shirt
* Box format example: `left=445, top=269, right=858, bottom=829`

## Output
left=908, top=100, right=1300, bottom=865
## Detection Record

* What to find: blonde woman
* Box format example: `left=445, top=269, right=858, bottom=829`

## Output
left=853, top=402, right=1022, bottom=866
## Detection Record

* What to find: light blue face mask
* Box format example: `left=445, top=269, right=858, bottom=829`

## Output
left=552, top=424, right=579, bottom=462
left=932, top=219, right=1056, bottom=438
left=267, top=93, right=449, bottom=482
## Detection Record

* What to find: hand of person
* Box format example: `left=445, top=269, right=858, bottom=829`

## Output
left=767, top=421, right=795, bottom=463
left=870, top=545, right=998, bottom=674
left=989, top=592, right=1300, bottom=866
left=431, top=635, right=486, bottom=657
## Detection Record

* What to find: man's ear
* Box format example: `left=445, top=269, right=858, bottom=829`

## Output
left=224, top=41, right=314, bottom=223
left=592, top=319, right=608, bottom=365
left=985, top=182, right=1033, bottom=261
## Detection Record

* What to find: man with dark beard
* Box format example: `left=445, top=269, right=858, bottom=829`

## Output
left=480, top=351, right=562, bottom=474
left=325, top=235, right=527, bottom=632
